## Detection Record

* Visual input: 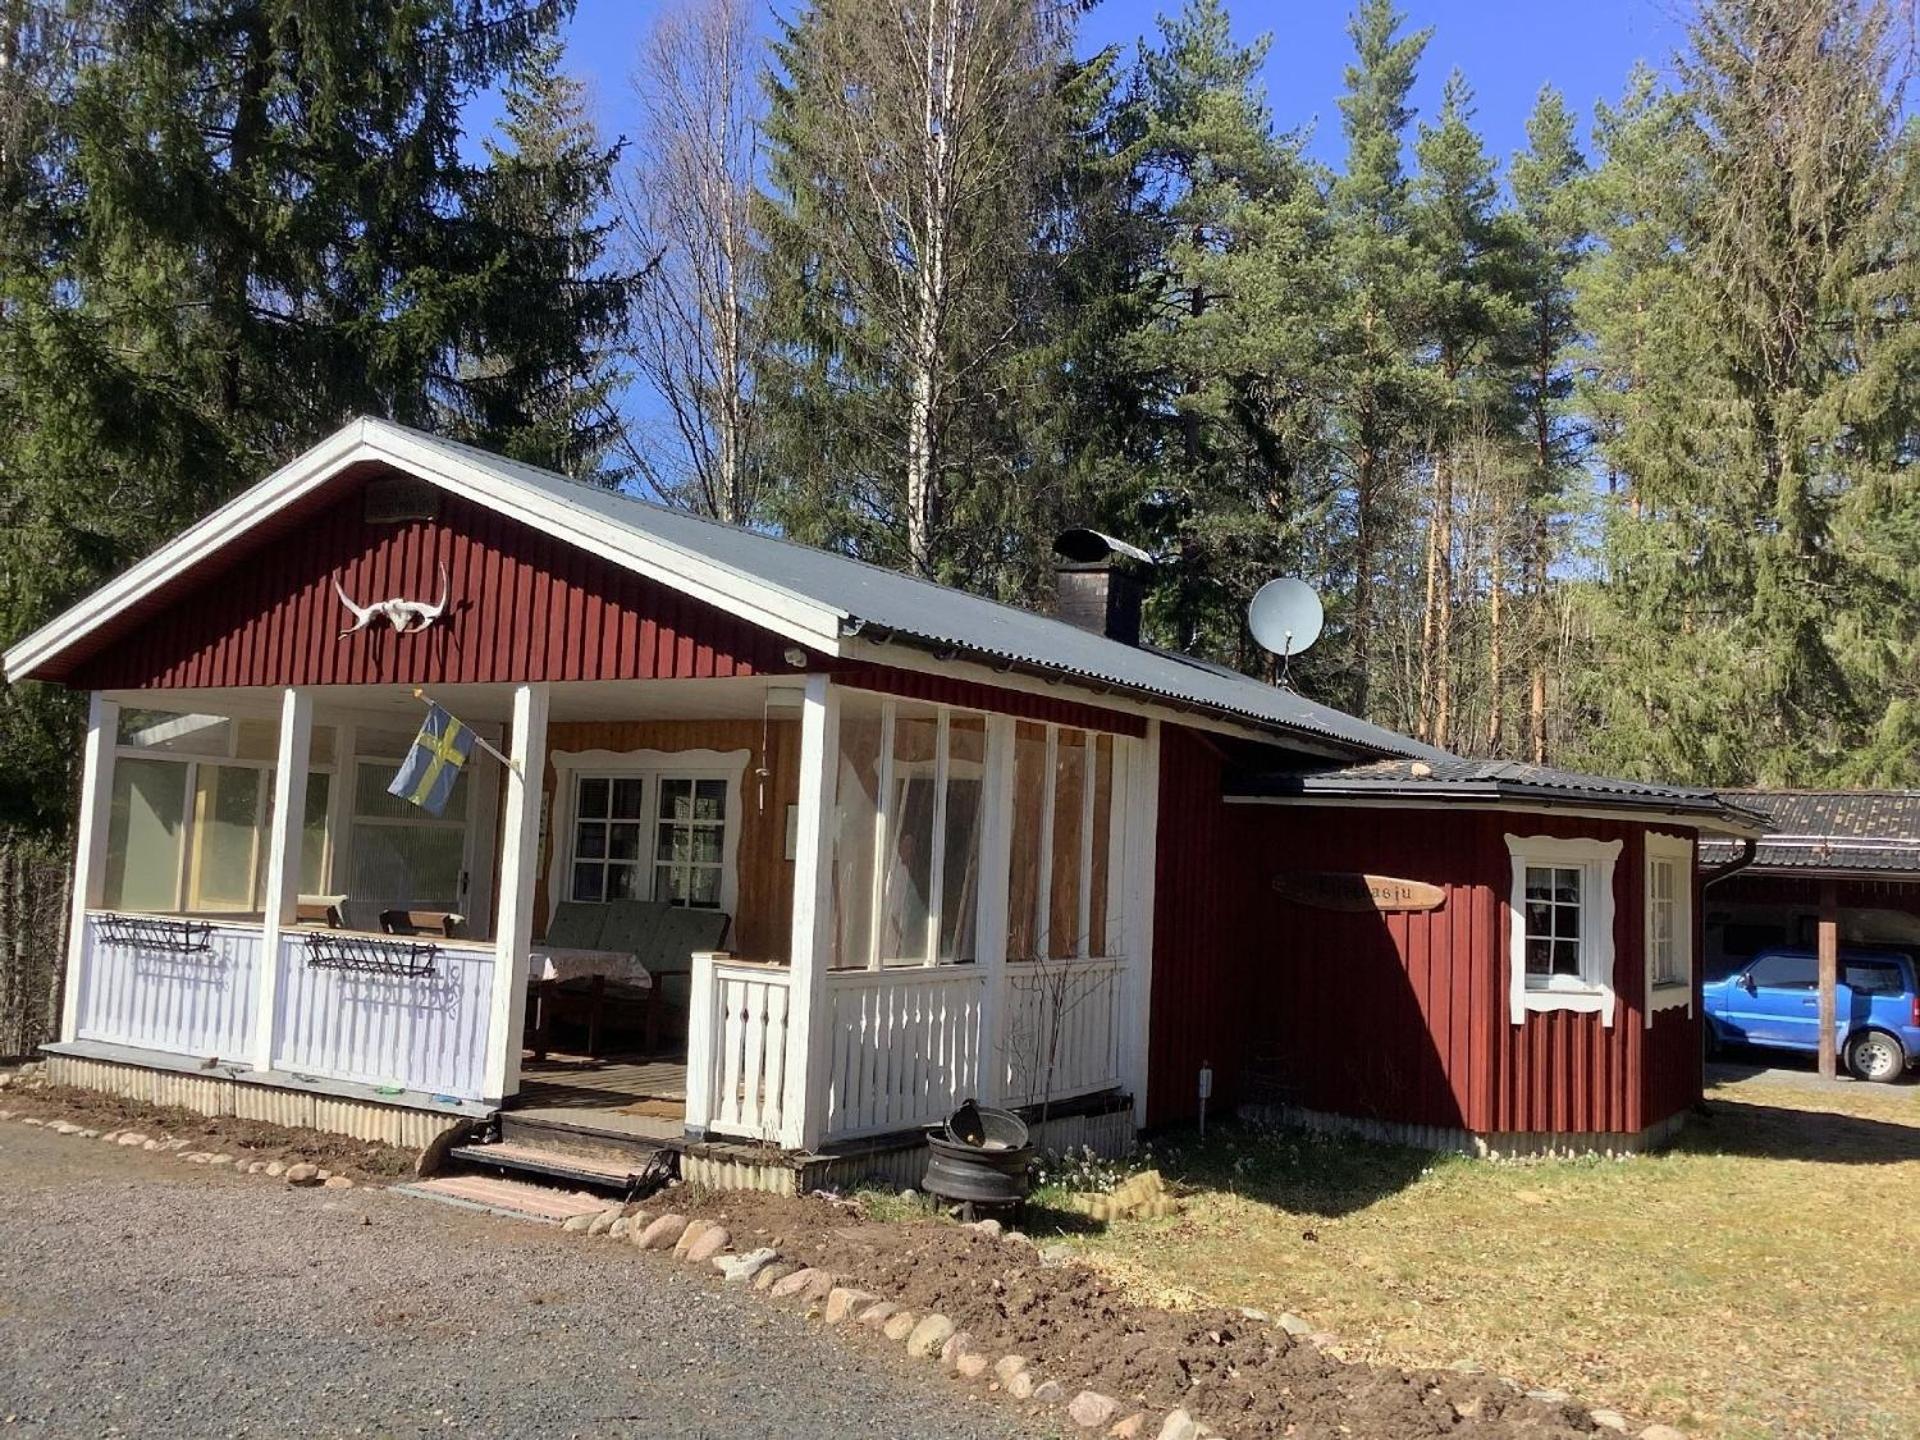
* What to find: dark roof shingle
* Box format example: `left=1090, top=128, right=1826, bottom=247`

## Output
left=1699, top=790, right=1920, bottom=873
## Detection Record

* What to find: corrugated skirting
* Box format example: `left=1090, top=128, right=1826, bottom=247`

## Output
left=46, top=1054, right=468, bottom=1151
left=1237, top=1100, right=1688, bottom=1160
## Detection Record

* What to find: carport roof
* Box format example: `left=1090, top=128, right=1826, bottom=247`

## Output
left=1699, top=790, right=1920, bottom=875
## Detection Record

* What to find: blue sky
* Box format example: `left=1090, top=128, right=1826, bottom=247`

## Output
left=524, top=0, right=1688, bottom=173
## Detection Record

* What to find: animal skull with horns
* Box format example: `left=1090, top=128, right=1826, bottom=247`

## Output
left=333, top=564, right=450, bottom=637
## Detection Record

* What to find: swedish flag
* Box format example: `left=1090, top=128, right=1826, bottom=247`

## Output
left=388, top=704, right=474, bottom=816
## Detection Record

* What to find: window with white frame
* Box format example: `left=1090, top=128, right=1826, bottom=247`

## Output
left=102, top=709, right=334, bottom=915
left=346, top=728, right=474, bottom=924
left=1009, top=721, right=1117, bottom=963
left=562, top=764, right=738, bottom=911
left=1644, top=832, right=1694, bottom=1019
left=1505, top=834, right=1621, bottom=1025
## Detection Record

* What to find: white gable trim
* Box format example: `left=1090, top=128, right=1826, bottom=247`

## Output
left=2, top=418, right=846, bottom=684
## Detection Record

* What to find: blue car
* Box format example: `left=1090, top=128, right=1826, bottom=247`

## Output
left=1703, top=947, right=1920, bottom=1083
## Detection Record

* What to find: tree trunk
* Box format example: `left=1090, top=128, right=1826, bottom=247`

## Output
left=1528, top=511, right=1549, bottom=764
left=1432, top=444, right=1454, bottom=752
left=1352, top=447, right=1375, bottom=718
left=1487, top=490, right=1504, bottom=755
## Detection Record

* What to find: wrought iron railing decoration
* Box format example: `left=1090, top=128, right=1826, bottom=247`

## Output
left=96, top=914, right=214, bottom=954
left=303, top=932, right=439, bottom=979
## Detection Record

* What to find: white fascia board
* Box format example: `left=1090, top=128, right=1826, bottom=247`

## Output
left=1225, top=793, right=1759, bottom=838
left=836, top=634, right=1360, bottom=760
left=3, top=419, right=845, bottom=683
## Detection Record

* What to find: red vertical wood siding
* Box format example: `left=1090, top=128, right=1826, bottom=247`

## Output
left=60, top=470, right=791, bottom=690
left=1146, top=764, right=1705, bottom=1136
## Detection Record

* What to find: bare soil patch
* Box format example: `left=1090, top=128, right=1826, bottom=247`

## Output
left=1, top=1082, right=415, bottom=1180
left=681, top=1189, right=1600, bottom=1440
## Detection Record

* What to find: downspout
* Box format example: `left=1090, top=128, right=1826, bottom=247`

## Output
left=1700, top=836, right=1758, bottom=889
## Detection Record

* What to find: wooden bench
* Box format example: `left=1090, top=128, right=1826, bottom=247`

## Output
left=527, top=900, right=731, bottom=1058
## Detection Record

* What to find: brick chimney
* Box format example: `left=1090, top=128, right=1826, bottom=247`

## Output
left=1051, top=528, right=1153, bottom=646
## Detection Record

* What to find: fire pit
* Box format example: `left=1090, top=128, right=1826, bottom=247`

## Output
left=922, top=1099, right=1035, bottom=1220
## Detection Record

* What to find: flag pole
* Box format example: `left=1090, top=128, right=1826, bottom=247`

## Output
left=411, top=688, right=520, bottom=774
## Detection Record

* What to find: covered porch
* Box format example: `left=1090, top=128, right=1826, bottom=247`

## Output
left=53, top=670, right=1159, bottom=1156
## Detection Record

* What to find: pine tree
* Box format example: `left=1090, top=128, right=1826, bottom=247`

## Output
left=1506, top=87, right=1588, bottom=763
left=1324, top=0, right=1431, bottom=720
left=1573, top=1, right=1920, bottom=784
left=1407, top=70, right=1524, bottom=750
left=1128, top=0, right=1338, bottom=674
left=467, top=35, right=634, bottom=481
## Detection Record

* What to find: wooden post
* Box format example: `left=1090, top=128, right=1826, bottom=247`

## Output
left=973, top=713, right=1016, bottom=1104
left=485, top=682, right=549, bottom=1105
left=1817, top=878, right=1839, bottom=1081
left=255, top=687, right=313, bottom=1070
left=61, top=694, right=118, bottom=1042
left=1122, top=721, right=1161, bottom=1127
left=780, top=674, right=839, bottom=1151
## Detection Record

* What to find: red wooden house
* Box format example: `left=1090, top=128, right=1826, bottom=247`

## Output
left=3, top=420, right=1764, bottom=1180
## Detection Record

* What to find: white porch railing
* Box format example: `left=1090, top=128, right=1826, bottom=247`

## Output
left=73, top=912, right=262, bottom=1062
left=1001, top=957, right=1126, bottom=1107
left=822, top=965, right=987, bottom=1141
left=685, top=956, right=793, bottom=1143
left=270, top=933, right=497, bottom=1102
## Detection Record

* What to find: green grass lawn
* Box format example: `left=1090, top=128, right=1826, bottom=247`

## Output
left=1025, top=1073, right=1919, bottom=1439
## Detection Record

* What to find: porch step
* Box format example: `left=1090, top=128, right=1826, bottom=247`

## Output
left=449, top=1138, right=672, bottom=1193
left=395, top=1172, right=613, bottom=1225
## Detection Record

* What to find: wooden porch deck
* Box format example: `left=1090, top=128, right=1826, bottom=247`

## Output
left=510, top=1050, right=688, bottom=1144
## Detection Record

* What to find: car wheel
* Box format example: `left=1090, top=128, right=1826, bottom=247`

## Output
left=1845, top=1030, right=1906, bottom=1084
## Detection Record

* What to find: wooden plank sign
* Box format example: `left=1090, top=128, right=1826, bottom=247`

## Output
left=1272, top=871, right=1446, bottom=914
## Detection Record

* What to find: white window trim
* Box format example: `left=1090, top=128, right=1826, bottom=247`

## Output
left=544, top=748, right=749, bottom=923
left=1644, top=831, right=1695, bottom=1024
left=1505, top=833, right=1622, bottom=1027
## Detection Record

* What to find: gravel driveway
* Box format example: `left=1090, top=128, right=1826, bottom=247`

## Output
left=0, top=1123, right=1045, bottom=1439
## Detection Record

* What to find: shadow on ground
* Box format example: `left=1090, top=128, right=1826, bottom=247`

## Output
left=1678, top=1097, right=1920, bottom=1165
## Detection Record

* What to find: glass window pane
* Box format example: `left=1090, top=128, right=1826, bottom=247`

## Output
left=830, top=709, right=884, bottom=969
left=1526, top=901, right=1552, bottom=939
left=1525, top=937, right=1551, bottom=976
left=879, top=713, right=939, bottom=962
left=608, top=823, right=640, bottom=861
left=688, top=866, right=722, bottom=908
left=1525, top=866, right=1553, bottom=902
left=1554, top=868, right=1581, bottom=903
left=1554, top=903, right=1580, bottom=940
left=658, top=777, right=691, bottom=821
left=347, top=822, right=464, bottom=918
left=1008, top=723, right=1047, bottom=962
left=104, top=758, right=188, bottom=911
left=690, top=827, right=723, bottom=865
left=308, top=726, right=336, bottom=768
left=938, top=716, right=987, bottom=962
left=116, top=709, right=232, bottom=756
left=575, top=822, right=607, bottom=860
left=1049, top=731, right=1086, bottom=959
left=611, top=777, right=645, bottom=818
left=693, top=779, right=726, bottom=819
left=1554, top=939, right=1581, bottom=976
left=190, top=765, right=264, bottom=911
left=578, top=777, right=610, bottom=819
left=607, top=862, right=640, bottom=901
left=572, top=863, right=605, bottom=902
left=1087, top=735, right=1114, bottom=958
left=300, top=772, right=331, bottom=895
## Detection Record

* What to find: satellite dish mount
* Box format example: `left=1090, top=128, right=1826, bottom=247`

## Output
left=1247, top=578, right=1325, bottom=687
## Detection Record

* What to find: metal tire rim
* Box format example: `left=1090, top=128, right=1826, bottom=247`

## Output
left=1856, top=1036, right=1899, bottom=1082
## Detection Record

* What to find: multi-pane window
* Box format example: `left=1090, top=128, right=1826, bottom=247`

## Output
left=568, top=772, right=730, bottom=910
left=1009, top=722, right=1116, bottom=963
left=1648, top=856, right=1681, bottom=985
left=102, top=709, right=334, bottom=915
left=1523, top=865, right=1584, bottom=981
left=1505, top=834, right=1621, bottom=1025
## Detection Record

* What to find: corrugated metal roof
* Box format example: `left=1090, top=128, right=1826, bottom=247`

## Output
left=1699, top=790, right=1920, bottom=874
left=389, top=424, right=1444, bottom=759
left=1227, top=755, right=1769, bottom=831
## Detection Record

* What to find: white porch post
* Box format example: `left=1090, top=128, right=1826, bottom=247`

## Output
left=1121, top=720, right=1161, bottom=1126
left=973, top=713, right=1016, bottom=1104
left=780, top=673, right=839, bottom=1151
left=60, top=693, right=118, bottom=1041
left=485, top=682, right=549, bottom=1105
left=253, top=687, right=313, bottom=1069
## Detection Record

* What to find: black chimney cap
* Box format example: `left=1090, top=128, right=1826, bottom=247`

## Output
left=1052, top=528, right=1155, bottom=569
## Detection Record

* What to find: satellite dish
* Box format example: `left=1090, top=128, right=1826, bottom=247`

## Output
left=1248, top=578, right=1324, bottom=660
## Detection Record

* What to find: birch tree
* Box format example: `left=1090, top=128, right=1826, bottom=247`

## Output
left=759, top=0, right=1072, bottom=578
left=623, top=0, right=767, bottom=521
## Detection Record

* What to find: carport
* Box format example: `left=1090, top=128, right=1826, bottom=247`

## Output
left=1701, top=790, right=1920, bottom=1078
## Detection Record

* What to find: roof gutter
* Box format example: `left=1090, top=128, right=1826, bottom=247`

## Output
left=1232, top=779, right=1769, bottom=836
